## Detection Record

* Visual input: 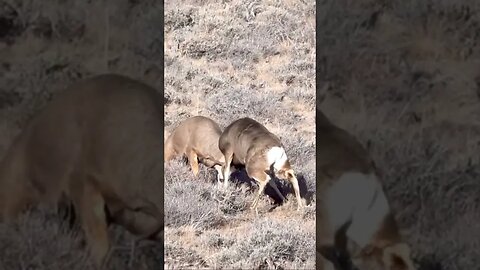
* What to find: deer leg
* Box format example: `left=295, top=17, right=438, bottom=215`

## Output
left=186, top=149, right=199, bottom=176
left=70, top=175, right=109, bottom=269
left=289, top=174, right=303, bottom=210
left=221, top=149, right=234, bottom=188
left=214, top=165, right=224, bottom=182
left=251, top=180, right=268, bottom=215
left=248, top=169, right=270, bottom=214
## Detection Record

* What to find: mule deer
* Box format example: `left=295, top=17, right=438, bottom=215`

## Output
left=218, top=117, right=303, bottom=213
left=315, top=109, right=416, bottom=270
left=164, top=116, right=225, bottom=182
left=0, top=74, right=164, bottom=268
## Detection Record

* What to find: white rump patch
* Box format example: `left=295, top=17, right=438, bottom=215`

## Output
left=325, top=172, right=390, bottom=249
left=267, top=146, right=288, bottom=171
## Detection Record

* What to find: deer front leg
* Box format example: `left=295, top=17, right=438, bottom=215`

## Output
left=187, top=149, right=200, bottom=176
left=248, top=169, right=271, bottom=215
left=70, top=175, right=109, bottom=269
left=221, top=149, right=234, bottom=188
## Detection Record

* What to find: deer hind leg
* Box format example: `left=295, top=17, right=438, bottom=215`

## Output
left=186, top=149, right=200, bottom=176
left=286, top=171, right=303, bottom=210
left=70, top=175, right=109, bottom=269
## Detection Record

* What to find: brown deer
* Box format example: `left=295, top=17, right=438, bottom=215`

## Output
left=315, top=108, right=416, bottom=270
left=164, top=116, right=225, bottom=182
left=0, top=74, right=164, bottom=268
left=218, top=117, right=303, bottom=213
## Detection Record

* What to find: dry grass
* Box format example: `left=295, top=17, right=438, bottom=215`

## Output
left=0, top=1, right=163, bottom=269
left=164, top=0, right=315, bottom=269
left=318, top=1, right=480, bottom=269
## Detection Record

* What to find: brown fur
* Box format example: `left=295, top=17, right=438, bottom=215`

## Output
left=218, top=117, right=303, bottom=212
left=164, top=116, right=225, bottom=178
left=0, top=74, right=164, bottom=268
left=316, top=109, right=416, bottom=270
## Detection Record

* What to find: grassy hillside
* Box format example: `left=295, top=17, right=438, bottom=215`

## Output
left=0, top=1, right=163, bottom=269
left=164, top=0, right=316, bottom=269
left=318, top=1, right=480, bottom=269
